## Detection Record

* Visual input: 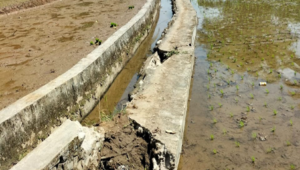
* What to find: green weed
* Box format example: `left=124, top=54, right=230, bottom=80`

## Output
left=252, top=132, right=257, bottom=139
left=273, top=110, right=278, bottom=116
left=110, top=22, right=117, bottom=27
left=239, top=121, right=244, bottom=128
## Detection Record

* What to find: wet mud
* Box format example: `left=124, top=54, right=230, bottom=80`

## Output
left=179, top=0, right=300, bottom=169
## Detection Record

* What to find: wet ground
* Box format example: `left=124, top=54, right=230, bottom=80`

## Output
left=179, top=0, right=300, bottom=169
left=0, top=0, right=145, bottom=109
left=82, top=0, right=173, bottom=126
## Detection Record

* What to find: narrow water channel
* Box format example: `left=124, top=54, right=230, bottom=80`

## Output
left=82, top=0, right=173, bottom=125
left=179, top=0, right=300, bottom=169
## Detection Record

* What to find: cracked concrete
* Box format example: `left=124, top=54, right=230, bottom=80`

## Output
left=127, top=0, right=197, bottom=168
left=10, top=120, right=104, bottom=170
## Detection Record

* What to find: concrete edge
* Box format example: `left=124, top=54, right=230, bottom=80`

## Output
left=126, top=0, right=198, bottom=168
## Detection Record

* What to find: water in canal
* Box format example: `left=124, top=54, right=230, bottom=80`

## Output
left=82, top=0, right=173, bottom=125
left=179, top=0, right=300, bottom=169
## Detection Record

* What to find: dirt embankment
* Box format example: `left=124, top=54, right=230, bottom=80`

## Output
left=0, top=0, right=146, bottom=109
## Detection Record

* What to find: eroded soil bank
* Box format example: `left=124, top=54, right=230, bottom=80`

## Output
left=0, top=0, right=145, bottom=109
left=179, top=0, right=300, bottom=169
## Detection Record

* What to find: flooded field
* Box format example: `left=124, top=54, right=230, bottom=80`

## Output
left=179, top=0, right=300, bottom=169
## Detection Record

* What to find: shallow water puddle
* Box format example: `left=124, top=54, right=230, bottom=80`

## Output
left=179, top=0, right=300, bottom=169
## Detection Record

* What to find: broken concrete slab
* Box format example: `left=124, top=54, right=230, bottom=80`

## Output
left=126, top=0, right=197, bottom=168
left=10, top=120, right=104, bottom=170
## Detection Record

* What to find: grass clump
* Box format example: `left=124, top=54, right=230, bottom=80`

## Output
left=271, top=126, right=276, bottom=133
left=95, top=38, right=102, bottom=45
left=246, top=106, right=250, bottom=112
left=273, top=110, right=278, bottom=116
left=128, top=5, right=134, bottom=9
left=290, top=164, right=296, bottom=170
left=251, top=156, right=255, bottom=163
left=252, top=132, right=257, bottom=139
left=235, top=141, right=240, bottom=147
left=250, top=93, right=254, bottom=99
left=265, top=88, right=269, bottom=94
left=110, top=22, right=117, bottom=28
left=213, top=118, right=217, bottom=124
left=213, top=149, right=217, bottom=154
left=90, top=41, right=94, bottom=45
left=210, top=134, right=214, bottom=140
left=239, top=121, right=244, bottom=128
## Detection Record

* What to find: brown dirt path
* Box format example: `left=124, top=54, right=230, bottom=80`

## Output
left=0, top=0, right=146, bottom=109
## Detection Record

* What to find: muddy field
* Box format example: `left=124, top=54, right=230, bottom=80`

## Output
left=179, top=0, right=300, bottom=169
left=0, top=0, right=145, bottom=109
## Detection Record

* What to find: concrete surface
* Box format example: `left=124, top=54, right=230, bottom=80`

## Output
left=0, top=0, right=160, bottom=168
left=127, top=0, right=197, bottom=168
left=10, top=119, right=104, bottom=170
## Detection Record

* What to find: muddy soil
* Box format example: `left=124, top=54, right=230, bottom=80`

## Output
left=179, top=0, right=300, bottom=169
left=0, top=0, right=145, bottom=109
left=98, top=114, right=151, bottom=170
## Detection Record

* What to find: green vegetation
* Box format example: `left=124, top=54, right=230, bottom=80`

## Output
left=239, top=121, right=244, bottom=128
left=250, top=93, right=254, bottom=99
left=290, top=164, right=295, bottom=170
left=251, top=156, right=255, bottom=163
left=235, top=141, right=240, bottom=147
left=90, top=41, right=94, bottom=45
left=246, top=106, right=250, bottom=112
left=271, top=126, right=276, bottom=133
left=273, top=110, right=278, bottom=116
left=213, top=118, right=217, bottom=124
left=252, top=132, right=257, bottom=139
left=213, top=149, right=217, bottom=154
left=128, top=5, right=134, bottom=9
left=210, top=134, right=214, bottom=140
left=95, top=38, right=102, bottom=45
left=265, top=88, right=269, bottom=94
left=291, top=91, right=296, bottom=96
left=110, top=22, right=117, bottom=27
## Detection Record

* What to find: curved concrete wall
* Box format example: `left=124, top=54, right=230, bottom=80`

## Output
left=0, top=0, right=160, bottom=168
